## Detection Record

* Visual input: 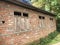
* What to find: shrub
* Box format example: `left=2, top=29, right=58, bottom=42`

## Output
left=57, top=18, right=60, bottom=32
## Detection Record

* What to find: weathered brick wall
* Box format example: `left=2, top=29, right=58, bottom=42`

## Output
left=0, top=1, right=56, bottom=45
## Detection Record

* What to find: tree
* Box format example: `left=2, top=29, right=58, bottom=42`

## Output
left=30, top=0, right=60, bottom=18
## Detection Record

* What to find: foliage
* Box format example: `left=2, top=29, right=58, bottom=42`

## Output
left=57, top=18, right=60, bottom=31
left=30, top=0, right=60, bottom=18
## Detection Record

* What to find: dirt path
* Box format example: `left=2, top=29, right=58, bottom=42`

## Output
left=52, top=42, right=60, bottom=45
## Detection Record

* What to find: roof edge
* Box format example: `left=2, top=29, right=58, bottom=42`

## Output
left=1, top=0, right=56, bottom=17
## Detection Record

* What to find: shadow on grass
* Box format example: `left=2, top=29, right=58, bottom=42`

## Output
left=26, top=30, right=60, bottom=45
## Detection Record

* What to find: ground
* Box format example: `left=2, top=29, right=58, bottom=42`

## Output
left=52, top=42, right=60, bottom=45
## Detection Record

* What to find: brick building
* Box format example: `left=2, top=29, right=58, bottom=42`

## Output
left=0, top=0, right=56, bottom=45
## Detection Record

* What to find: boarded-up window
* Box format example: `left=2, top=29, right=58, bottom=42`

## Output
left=39, top=20, right=45, bottom=28
left=25, top=18, right=30, bottom=31
left=14, top=12, right=30, bottom=33
left=50, top=18, right=54, bottom=28
left=20, top=18, right=25, bottom=32
left=39, top=16, right=45, bottom=28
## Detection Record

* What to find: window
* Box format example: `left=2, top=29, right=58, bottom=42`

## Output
left=14, top=12, right=30, bottom=33
left=42, top=17, right=45, bottom=19
left=23, top=13, right=28, bottom=17
left=14, top=11, right=21, bottom=16
left=39, top=16, right=41, bottom=19
left=20, top=18, right=25, bottom=32
left=39, top=20, right=45, bottom=28
left=39, top=16, right=45, bottom=19
left=25, top=18, right=30, bottom=31
left=50, top=18, right=53, bottom=21
left=39, top=16, right=45, bottom=28
left=49, top=18, right=54, bottom=28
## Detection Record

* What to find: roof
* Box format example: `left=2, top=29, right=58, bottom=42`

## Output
left=18, top=0, right=31, bottom=5
left=1, top=0, right=56, bottom=17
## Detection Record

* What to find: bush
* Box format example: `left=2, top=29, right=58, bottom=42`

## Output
left=57, top=18, right=60, bottom=32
